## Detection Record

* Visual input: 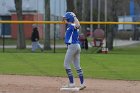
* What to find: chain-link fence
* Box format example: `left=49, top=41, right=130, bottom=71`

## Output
left=0, top=0, right=140, bottom=53
left=0, top=22, right=140, bottom=53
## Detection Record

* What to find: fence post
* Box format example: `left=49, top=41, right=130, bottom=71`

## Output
left=53, top=24, right=56, bottom=53
left=2, top=23, right=5, bottom=53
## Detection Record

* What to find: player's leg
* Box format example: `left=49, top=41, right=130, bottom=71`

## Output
left=73, top=56, right=86, bottom=90
left=36, top=41, right=43, bottom=52
left=32, top=42, right=36, bottom=52
left=64, top=46, right=75, bottom=87
left=73, top=51, right=84, bottom=85
left=73, top=44, right=86, bottom=89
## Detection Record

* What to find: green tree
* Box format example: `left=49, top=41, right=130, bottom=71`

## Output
left=14, top=0, right=26, bottom=49
left=44, top=0, right=51, bottom=50
left=81, top=0, right=90, bottom=37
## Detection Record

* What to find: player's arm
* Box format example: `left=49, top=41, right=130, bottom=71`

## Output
left=71, top=12, right=80, bottom=29
left=74, top=17, right=80, bottom=29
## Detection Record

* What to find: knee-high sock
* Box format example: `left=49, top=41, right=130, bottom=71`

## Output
left=65, top=69, right=74, bottom=83
left=77, top=69, right=84, bottom=84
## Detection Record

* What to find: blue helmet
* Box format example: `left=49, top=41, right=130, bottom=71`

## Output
left=63, top=12, right=74, bottom=23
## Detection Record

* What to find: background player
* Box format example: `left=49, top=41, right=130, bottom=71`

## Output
left=62, top=12, right=86, bottom=90
left=31, top=24, right=43, bottom=52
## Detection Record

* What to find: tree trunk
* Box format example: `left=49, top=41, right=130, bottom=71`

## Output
left=14, top=0, right=26, bottom=49
left=75, top=0, right=82, bottom=21
left=44, top=0, right=51, bottom=50
left=81, top=0, right=89, bottom=37
left=106, top=25, right=114, bottom=50
left=107, top=0, right=121, bottom=50
left=66, top=0, right=75, bottom=12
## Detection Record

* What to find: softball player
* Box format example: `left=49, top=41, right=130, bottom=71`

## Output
left=31, top=24, right=43, bottom=52
left=63, top=12, right=86, bottom=90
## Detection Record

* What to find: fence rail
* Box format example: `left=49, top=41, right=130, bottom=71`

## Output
left=0, top=21, right=140, bottom=24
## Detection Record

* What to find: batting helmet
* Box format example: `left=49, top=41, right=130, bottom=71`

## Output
left=63, top=12, right=74, bottom=23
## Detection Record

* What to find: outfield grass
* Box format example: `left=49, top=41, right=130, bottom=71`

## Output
left=0, top=43, right=140, bottom=80
left=0, top=52, right=140, bottom=80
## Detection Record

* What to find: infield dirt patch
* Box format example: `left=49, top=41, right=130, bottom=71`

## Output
left=0, top=75, right=140, bottom=93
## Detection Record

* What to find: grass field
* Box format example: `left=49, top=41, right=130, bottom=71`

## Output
left=0, top=43, right=140, bottom=80
left=0, top=50, right=140, bottom=80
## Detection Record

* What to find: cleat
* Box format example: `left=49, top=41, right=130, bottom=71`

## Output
left=79, top=84, right=86, bottom=90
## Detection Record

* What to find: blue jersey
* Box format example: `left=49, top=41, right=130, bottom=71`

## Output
left=65, top=24, right=79, bottom=44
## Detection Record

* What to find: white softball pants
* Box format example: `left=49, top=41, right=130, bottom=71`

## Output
left=32, top=41, right=42, bottom=52
left=64, top=44, right=81, bottom=70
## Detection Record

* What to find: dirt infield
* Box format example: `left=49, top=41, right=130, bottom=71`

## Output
left=0, top=75, right=140, bottom=93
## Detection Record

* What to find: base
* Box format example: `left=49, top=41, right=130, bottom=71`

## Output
left=60, top=87, right=80, bottom=91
